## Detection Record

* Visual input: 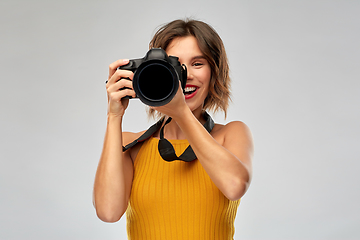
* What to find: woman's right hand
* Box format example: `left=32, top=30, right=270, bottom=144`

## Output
left=106, top=59, right=136, bottom=117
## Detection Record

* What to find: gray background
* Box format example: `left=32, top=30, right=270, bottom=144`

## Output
left=1, top=0, right=359, bottom=239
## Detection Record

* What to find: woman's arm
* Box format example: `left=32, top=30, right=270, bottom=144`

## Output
left=93, top=59, right=136, bottom=222
left=93, top=117, right=134, bottom=222
left=152, top=85, right=253, bottom=201
left=174, top=108, right=253, bottom=201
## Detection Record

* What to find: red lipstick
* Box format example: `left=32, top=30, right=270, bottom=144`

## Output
left=184, top=85, right=199, bottom=100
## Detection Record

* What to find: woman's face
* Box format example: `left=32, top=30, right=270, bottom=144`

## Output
left=166, top=36, right=212, bottom=113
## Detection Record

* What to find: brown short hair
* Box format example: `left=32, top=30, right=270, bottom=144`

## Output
left=148, top=19, right=231, bottom=118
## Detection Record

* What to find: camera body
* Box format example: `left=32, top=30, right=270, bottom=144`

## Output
left=118, top=48, right=187, bottom=106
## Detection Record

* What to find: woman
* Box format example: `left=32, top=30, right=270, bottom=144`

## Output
left=93, top=19, right=253, bottom=239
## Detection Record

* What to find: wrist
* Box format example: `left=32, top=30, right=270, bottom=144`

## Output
left=107, top=113, right=123, bottom=123
left=171, top=106, right=193, bottom=123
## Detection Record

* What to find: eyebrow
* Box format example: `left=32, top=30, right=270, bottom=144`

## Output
left=191, top=55, right=207, bottom=61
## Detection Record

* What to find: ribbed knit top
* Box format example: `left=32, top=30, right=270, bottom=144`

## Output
left=126, top=137, right=240, bottom=240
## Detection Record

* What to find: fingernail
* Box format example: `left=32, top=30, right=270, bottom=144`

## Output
left=123, top=59, right=129, bottom=63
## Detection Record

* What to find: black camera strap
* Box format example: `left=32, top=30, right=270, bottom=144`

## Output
left=122, top=112, right=214, bottom=162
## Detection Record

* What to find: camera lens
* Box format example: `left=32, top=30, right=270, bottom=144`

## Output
left=134, top=61, right=178, bottom=106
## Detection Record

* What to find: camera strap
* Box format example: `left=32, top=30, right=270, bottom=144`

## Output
left=122, top=112, right=214, bottom=162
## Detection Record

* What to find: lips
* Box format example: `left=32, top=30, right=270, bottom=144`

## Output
left=184, top=85, right=199, bottom=99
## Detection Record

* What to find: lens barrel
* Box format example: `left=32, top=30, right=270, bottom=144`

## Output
left=133, top=59, right=179, bottom=106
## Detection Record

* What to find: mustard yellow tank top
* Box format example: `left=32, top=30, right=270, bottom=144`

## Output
left=126, top=137, right=240, bottom=240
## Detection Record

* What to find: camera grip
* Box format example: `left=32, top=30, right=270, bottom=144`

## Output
left=119, top=78, right=136, bottom=99
left=116, top=59, right=143, bottom=99
left=117, top=59, right=143, bottom=72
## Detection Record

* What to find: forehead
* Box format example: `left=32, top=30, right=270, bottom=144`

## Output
left=166, top=36, right=204, bottom=59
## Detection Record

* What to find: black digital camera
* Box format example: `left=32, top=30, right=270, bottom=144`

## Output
left=118, top=48, right=187, bottom=107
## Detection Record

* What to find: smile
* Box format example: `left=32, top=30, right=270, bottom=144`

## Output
left=184, top=85, right=199, bottom=99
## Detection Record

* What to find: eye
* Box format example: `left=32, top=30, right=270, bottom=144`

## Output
left=193, top=62, right=203, bottom=67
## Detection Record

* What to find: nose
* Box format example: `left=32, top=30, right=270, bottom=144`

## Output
left=186, top=67, right=193, bottom=80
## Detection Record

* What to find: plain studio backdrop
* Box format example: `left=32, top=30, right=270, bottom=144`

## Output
left=1, top=0, right=359, bottom=239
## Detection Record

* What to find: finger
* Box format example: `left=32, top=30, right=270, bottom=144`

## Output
left=108, top=88, right=136, bottom=102
left=107, top=78, right=134, bottom=93
left=107, top=69, right=134, bottom=86
left=108, top=59, right=130, bottom=79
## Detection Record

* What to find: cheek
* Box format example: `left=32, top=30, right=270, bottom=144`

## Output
left=200, top=67, right=212, bottom=85
left=204, top=70, right=212, bottom=90
left=200, top=77, right=211, bottom=98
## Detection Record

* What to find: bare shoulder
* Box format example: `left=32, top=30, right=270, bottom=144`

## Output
left=225, top=121, right=251, bottom=134
left=211, top=121, right=253, bottom=146
left=212, top=120, right=251, bottom=135
left=122, top=130, right=147, bottom=162
left=122, top=130, right=146, bottom=146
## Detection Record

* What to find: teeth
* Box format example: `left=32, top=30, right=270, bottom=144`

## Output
left=184, top=86, right=196, bottom=93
